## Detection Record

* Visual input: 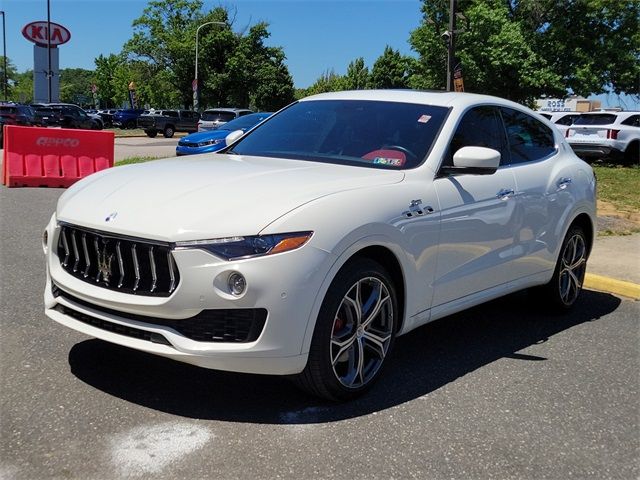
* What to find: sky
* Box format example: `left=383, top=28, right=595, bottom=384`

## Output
left=0, top=0, right=637, bottom=108
left=1, top=0, right=423, bottom=88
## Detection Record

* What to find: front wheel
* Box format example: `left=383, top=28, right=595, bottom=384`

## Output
left=537, top=225, right=588, bottom=311
left=163, top=126, right=175, bottom=138
left=295, top=258, right=398, bottom=401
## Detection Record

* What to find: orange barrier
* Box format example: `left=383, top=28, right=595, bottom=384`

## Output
left=1, top=125, right=114, bottom=188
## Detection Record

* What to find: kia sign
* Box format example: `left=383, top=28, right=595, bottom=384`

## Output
left=21, top=21, right=71, bottom=47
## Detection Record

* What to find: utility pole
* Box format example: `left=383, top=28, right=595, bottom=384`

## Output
left=446, top=0, right=457, bottom=91
left=1, top=11, right=7, bottom=101
left=46, top=0, right=52, bottom=102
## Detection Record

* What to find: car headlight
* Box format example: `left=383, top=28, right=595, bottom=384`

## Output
left=175, top=232, right=313, bottom=260
left=198, top=139, right=224, bottom=147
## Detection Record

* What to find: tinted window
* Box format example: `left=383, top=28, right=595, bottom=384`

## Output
left=501, top=108, right=556, bottom=164
left=220, top=113, right=272, bottom=131
left=621, top=115, right=640, bottom=127
left=201, top=111, right=236, bottom=122
left=539, top=113, right=552, bottom=120
left=230, top=100, right=449, bottom=169
left=445, top=106, right=508, bottom=167
left=164, top=111, right=179, bottom=118
left=573, top=114, right=618, bottom=125
left=556, top=114, right=580, bottom=126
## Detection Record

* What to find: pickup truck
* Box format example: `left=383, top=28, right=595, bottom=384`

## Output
left=137, top=110, right=200, bottom=138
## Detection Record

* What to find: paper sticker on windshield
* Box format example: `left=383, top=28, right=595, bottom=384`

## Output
left=373, top=157, right=404, bottom=167
left=418, top=114, right=431, bottom=123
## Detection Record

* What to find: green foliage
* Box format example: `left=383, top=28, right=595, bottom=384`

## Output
left=409, top=0, right=640, bottom=103
left=59, top=68, right=95, bottom=105
left=121, top=1, right=294, bottom=110
left=304, top=69, right=346, bottom=95
left=343, top=57, right=369, bottom=90
left=369, top=46, right=411, bottom=89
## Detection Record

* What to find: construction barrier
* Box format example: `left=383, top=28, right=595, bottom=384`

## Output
left=1, top=125, right=114, bottom=188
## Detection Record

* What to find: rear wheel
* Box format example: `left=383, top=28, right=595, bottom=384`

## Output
left=163, top=125, right=175, bottom=138
left=538, top=225, right=588, bottom=311
left=295, top=258, right=397, bottom=401
left=125, top=119, right=136, bottom=129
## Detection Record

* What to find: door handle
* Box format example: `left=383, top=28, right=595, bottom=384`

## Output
left=557, top=177, right=572, bottom=190
left=496, top=188, right=515, bottom=200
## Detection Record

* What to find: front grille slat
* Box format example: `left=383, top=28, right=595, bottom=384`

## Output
left=71, top=231, right=80, bottom=272
left=61, top=230, right=70, bottom=267
left=57, top=224, right=180, bottom=297
left=81, top=233, right=90, bottom=278
left=167, top=251, right=176, bottom=294
left=131, top=244, right=140, bottom=292
left=116, top=241, right=125, bottom=288
left=149, top=246, right=157, bottom=293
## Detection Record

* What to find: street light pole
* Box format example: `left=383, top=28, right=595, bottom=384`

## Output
left=194, top=21, right=225, bottom=111
left=1, top=11, right=7, bottom=101
left=47, top=0, right=52, bottom=102
left=446, top=0, right=457, bottom=92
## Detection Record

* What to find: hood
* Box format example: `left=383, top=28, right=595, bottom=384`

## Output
left=180, top=129, right=231, bottom=143
left=57, top=155, right=405, bottom=242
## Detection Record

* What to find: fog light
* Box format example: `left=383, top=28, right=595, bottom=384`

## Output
left=228, top=272, right=246, bottom=296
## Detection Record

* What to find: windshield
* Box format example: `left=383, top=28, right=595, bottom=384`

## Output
left=229, top=100, right=449, bottom=169
left=220, top=113, right=272, bottom=131
left=573, top=114, right=618, bottom=125
left=201, top=111, right=236, bottom=122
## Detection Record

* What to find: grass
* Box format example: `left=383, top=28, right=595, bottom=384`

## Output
left=108, top=128, right=188, bottom=138
left=593, top=164, right=640, bottom=212
left=116, top=156, right=161, bottom=166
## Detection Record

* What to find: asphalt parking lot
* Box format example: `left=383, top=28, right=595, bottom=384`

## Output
left=1, top=187, right=638, bottom=480
left=114, top=135, right=180, bottom=161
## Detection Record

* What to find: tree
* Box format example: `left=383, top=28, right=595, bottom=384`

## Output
left=305, top=69, right=346, bottom=95
left=122, top=1, right=294, bottom=110
left=369, top=46, right=410, bottom=89
left=59, top=68, right=95, bottom=105
left=409, top=0, right=639, bottom=103
left=343, top=57, right=369, bottom=90
left=0, top=56, right=17, bottom=99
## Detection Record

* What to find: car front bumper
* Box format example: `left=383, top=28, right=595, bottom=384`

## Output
left=176, top=144, right=225, bottom=156
left=43, top=216, right=332, bottom=375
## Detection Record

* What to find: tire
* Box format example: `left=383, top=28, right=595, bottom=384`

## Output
left=163, top=125, right=175, bottom=138
left=536, top=225, right=588, bottom=311
left=295, top=258, right=398, bottom=401
left=125, top=120, right=136, bottom=129
left=624, top=141, right=639, bottom=166
left=145, top=129, right=158, bottom=138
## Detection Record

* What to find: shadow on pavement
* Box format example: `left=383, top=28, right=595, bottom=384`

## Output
left=68, top=289, right=621, bottom=424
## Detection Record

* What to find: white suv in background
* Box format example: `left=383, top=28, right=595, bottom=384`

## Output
left=566, top=111, right=640, bottom=163
left=197, top=108, right=253, bottom=131
left=538, top=111, right=581, bottom=136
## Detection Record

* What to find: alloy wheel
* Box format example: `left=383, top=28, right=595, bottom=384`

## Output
left=558, top=233, right=587, bottom=306
left=330, top=277, right=394, bottom=388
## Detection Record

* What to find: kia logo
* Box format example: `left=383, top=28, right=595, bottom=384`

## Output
left=36, top=137, right=80, bottom=148
left=21, top=21, right=71, bottom=47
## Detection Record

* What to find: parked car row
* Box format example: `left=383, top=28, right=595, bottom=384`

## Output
left=539, top=110, right=639, bottom=163
left=0, top=102, right=104, bottom=130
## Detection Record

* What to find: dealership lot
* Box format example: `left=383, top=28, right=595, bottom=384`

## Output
left=114, top=135, right=180, bottom=161
left=1, top=186, right=638, bottom=480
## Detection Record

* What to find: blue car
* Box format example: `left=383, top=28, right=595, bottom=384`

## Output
left=176, top=112, right=272, bottom=156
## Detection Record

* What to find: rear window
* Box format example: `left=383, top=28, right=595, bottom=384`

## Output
left=201, top=111, right=236, bottom=122
left=573, top=114, right=618, bottom=125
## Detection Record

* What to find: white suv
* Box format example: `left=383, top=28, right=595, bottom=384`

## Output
left=197, top=108, right=253, bottom=131
left=566, top=111, right=640, bottom=163
left=538, top=111, right=581, bottom=136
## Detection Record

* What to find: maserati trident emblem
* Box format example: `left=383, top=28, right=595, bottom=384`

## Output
left=105, top=212, right=118, bottom=222
left=97, top=245, right=114, bottom=283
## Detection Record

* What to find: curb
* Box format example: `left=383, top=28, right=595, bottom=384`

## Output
left=584, top=273, right=640, bottom=300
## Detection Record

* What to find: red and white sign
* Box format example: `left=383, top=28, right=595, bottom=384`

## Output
left=21, top=21, right=71, bottom=47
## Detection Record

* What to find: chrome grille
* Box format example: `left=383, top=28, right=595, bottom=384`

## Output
left=57, top=224, right=180, bottom=297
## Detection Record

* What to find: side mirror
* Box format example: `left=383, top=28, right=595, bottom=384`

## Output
left=442, top=146, right=501, bottom=175
left=225, top=129, right=244, bottom=146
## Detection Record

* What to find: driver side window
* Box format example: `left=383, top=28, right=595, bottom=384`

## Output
left=443, top=106, right=508, bottom=167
